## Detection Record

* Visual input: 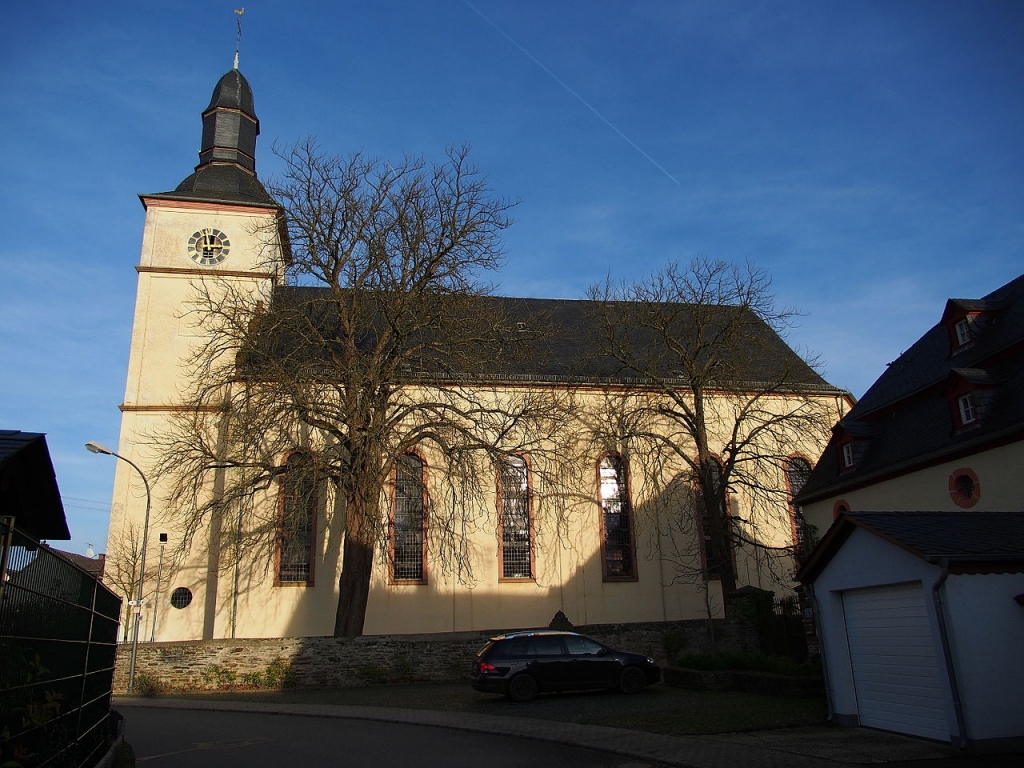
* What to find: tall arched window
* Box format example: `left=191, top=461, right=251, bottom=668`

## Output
left=392, top=452, right=426, bottom=582
left=498, top=456, right=533, bottom=580
left=278, top=452, right=317, bottom=584
left=599, top=455, right=635, bottom=580
left=785, top=457, right=813, bottom=560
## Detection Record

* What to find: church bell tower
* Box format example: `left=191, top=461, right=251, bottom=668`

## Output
left=107, top=64, right=285, bottom=641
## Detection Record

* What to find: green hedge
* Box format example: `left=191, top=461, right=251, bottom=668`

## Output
left=674, top=651, right=820, bottom=677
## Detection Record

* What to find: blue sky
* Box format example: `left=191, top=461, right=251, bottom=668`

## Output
left=2, top=1, right=1022, bottom=556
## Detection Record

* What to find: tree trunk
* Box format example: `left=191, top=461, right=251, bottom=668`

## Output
left=334, top=527, right=373, bottom=637
left=333, top=444, right=382, bottom=637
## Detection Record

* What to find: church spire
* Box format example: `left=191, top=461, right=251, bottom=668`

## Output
left=198, top=69, right=259, bottom=173
left=146, top=66, right=274, bottom=207
left=145, top=11, right=274, bottom=207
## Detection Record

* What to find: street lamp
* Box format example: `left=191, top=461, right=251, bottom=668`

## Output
left=86, top=440, right=151, bottom=695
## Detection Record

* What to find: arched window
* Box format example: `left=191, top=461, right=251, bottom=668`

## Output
left=278, top=452, right=317, bottom=584
left=498, top=456, right=533, bottom=580
left=785, top=457, right=813, bottom=561
left=599, top=455, right=635, bottom=580
left=392, top=452, right=426, bottom=582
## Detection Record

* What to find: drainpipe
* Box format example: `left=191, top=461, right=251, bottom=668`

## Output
left=803, top=584, right=834, bottom=722
left=931, top=559, right=968, bottom=750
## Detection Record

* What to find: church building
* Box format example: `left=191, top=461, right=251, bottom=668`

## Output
left=106, top=65, right=848, bottom=641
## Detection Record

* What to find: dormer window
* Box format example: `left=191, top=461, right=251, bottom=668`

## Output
left=957, top=393, right=977, bottom=425
left=946, top=368, right=992, bottom=432
left=841, top=443, right=855, bottom=469
left=833, top=424, right=864, bottom=474
left=954, top=318, right=971, bottom=347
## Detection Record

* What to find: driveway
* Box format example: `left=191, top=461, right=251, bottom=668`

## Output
left=116, top=683, right=1024, bottom=768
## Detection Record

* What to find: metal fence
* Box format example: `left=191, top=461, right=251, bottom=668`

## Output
left=0, top=516, right=122, bottom=768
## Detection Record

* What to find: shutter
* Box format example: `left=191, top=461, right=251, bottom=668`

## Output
left=842, top=582, right=949, bottom=741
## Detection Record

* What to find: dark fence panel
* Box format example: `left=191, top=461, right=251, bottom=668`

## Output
left=757, top=596, right=809, bottom=661
left=0, top=517, right=122, bottom=768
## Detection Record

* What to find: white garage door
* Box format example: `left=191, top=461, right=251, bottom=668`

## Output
left=842, top=582, right=949, bottom=741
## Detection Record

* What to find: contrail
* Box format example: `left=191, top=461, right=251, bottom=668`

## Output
left=463, top=1, right=680, bottom=186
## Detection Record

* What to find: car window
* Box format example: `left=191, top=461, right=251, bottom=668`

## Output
left=563, top=635, right=604, bottom=656
left=528, top=635, right=566, bottom=657
left=476, top=640, right=498, bottom=659
left=488, top=637, right=529, bottom=660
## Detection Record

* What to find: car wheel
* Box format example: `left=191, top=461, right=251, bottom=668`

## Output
left=619, top=666, right=647, bottom=694
left=507, top=673, right=538, bottom=703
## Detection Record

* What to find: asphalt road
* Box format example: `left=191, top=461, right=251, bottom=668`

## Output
left=120, top=705, right=664, bottom=768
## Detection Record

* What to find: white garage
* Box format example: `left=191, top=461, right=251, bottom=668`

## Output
left=799, top=511, right=1024, bottom=753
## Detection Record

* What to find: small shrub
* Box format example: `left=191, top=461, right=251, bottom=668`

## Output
left=390, top=655, right=416, bottom=683
left=663, top=627, right=688, bottom=659
left=133, top=672, right=163, bottom=697
left=263, top=657, right=295, bottom=688
left=674, top=652, right=821, bottom=677
left=676, top=653, right=728, bottom=671
left=358, top=663, right=389, bottom=685
left=240, top=671, right=264, bottom=688
left=202, top=665, right=238, bottom=688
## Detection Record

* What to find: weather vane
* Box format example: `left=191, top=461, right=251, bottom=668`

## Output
left=233, top=8, right=245, bottom=69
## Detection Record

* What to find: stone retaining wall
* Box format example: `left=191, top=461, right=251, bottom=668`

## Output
left=115, top=619, right=755, bottom=694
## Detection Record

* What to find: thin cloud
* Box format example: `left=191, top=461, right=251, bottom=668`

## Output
left=462, top=1, right=680, bottom=186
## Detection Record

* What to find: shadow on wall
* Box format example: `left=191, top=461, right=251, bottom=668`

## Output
left=151, top=459, right=800, bottom=649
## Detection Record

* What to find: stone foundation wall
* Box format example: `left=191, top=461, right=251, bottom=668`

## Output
left=115, top=619, right=755, bottom=694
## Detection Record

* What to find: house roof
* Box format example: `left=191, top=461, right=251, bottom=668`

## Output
left=259, top=289, right=845, bottom=392
left=44, top=545, right=105, bottom=578
left=797, top=510, right=1024, bottom=584
left=0, top=430, right=70, bottom=540
left=797, top=273, right=1024, bottom=503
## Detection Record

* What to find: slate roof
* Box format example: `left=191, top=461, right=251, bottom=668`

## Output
left=144, top=68, right=276, bottom=208
left=205, top=68, right=256, bottom=116
left=798, top=510, right=1024, bottom=583
left=149, top=164, right=276, bottom=207
left=797, top=273, right=1024, bottom=503
left=0, top=430, right=70, bottom=540
left=260, top=288, right=845, bottom=391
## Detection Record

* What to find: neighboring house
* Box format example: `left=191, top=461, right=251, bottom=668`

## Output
left=797, top=273, right=1024, bottom=527
left=0, top=429, right=70, bottom=541
left=794, top=275, right=1024, bottom=750
left=105, top=66, right=847, bottom=642
left=46, top=546, right=107, bottom=579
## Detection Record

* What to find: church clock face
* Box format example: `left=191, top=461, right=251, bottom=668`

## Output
left=187, top=228, right=231, bottom=266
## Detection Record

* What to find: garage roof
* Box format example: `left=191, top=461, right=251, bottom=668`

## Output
left=798, top=510, right=1024, bottom=583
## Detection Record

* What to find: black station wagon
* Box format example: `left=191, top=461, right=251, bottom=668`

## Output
left=471, top=630, right=661, bottom=702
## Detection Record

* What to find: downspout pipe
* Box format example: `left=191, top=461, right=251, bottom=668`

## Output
left=931, top=558, right=969, bottom=750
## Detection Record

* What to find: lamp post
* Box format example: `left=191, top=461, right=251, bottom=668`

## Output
left=86, top=440, right=151, bottom=695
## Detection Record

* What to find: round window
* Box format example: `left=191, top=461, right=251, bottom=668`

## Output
left=948, top=468, right=980, bottom=508
left=170, top=587, right=193, bottom=609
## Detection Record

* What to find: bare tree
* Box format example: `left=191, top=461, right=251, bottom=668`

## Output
left=103, top=522, right=166, bottom=642
left=151, top=141, right=579, bottom=637
left=587, top=259, right=844, bottom=606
